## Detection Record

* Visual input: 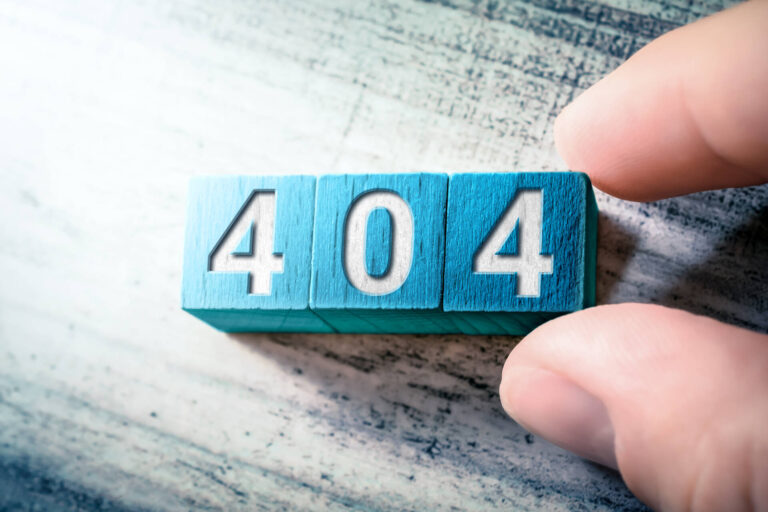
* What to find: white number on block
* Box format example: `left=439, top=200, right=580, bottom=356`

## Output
left=209, top=191, right=284, bottom=295
left=344, top=191, right=414, bottom=295
left=473, top=189, right=553, bottom=297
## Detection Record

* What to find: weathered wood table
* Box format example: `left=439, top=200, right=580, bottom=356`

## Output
left=1, top=0, right=765, bottom=510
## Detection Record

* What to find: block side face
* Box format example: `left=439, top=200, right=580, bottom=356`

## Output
left=310, top=309, right=558, bottom=335
left=312, top=308, right=464, bottom=334
left=184, top=308, right=334, bottom=333
left=444, top=172, right=587, bottom=313
left=583, top=175, right=599, bottom=308
left=461, top=311, right=562, bottom=335
left=182, top=175, right=316, bottom=311
left=311, top=173, right=448, bottom=310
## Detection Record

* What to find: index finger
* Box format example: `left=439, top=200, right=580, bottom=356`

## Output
left=554, top=0, right=768, bottom=202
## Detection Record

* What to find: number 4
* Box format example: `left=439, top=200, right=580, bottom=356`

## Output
left=473, top=189, right=553, bottom=297
left=209, top=191, right=284, bottom=295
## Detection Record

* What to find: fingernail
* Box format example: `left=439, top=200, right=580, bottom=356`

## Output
left=501, top=367, right=617, bottom=469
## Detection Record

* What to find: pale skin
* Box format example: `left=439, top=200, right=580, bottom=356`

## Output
left=498, top=1, right=768, bottom=511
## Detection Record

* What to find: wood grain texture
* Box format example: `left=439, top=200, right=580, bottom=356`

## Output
left=365, top=207, right=394, bottom=278
left=311, top=173, right=450, bottom=333
left=189, top=172, right=590, bottom=336
left=444, top=172, right=597, bottom=334
left=182, top=175, right=332, bottom=332
left=1, top=0, right=763, bottom=510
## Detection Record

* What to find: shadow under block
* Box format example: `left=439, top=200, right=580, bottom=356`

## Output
left=310, top=173, right=451, bottom=333
left=443, top=172, right=598, bottom=335
left=182, top=175, right=333, bottom=332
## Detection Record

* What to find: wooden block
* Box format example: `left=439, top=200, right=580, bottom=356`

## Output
left=182, top=175, right=333, bottom=332
left=443, top=172, right=597, bottom=335
left=310, top=173, right=452, bottom=333
left=182, top=172, right=597, bottom=335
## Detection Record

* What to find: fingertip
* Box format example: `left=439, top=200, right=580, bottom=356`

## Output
left=500, top=363, right=619, bottom=469
left=500, top=304, right=768, bottom=510
left=552, top=1, right=768, bottom=201
left=552, top=74, right=652, bottom=201
left=500, top=307, right=623, bottom=469
left=552, top=102, right=580, bottom=171
left=552, top=82, right=602, bottom=176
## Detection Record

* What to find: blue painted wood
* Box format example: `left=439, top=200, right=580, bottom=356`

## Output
left=443, top=172, right=598, bottom=335
left=365, top=207, right=392, bottom=278
left=497, top=218, right=520, bottom=256
left=231, top=222, right=254, bottom=256
left=183, top=172, right=595, bottom=335
left=181, top=175, right=333, bottom=332
left=310, top=173, right=450, bottom=333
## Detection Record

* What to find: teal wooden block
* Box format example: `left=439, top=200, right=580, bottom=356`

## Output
left=443, top=172, right=597, bottom=335
left=310, top=173, right=452, bottom=333
left=182, top=175, right=333, bottom=332
left=182, top=172, right=597, bottom=335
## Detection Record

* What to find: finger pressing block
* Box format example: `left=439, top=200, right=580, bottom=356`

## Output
left=181, top=172, right=597, bottom=335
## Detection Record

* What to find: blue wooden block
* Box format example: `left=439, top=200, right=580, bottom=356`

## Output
left=310, top=173, right=452, bottom=333
left=182, top=175, right=333, bottom=332
left=443, top=172, right=597, bottom=335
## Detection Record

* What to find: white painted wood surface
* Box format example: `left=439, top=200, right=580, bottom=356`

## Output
left=1, top=0, right=765, bottom=510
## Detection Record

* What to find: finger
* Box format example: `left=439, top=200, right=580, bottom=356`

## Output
left=554, top=1, right=768, bottom=201
left=500, top=304, right=768, bottom=511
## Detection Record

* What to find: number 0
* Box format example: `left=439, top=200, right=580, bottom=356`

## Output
left=343, top=191, right=414, bottom=295
left=473, top=189, right=553, bottom=296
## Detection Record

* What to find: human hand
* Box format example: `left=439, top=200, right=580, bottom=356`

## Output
left=499, top=2, right=768, bottom=511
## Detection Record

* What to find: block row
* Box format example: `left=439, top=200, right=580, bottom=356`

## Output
left=181, top=173, right=597, bottom=335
